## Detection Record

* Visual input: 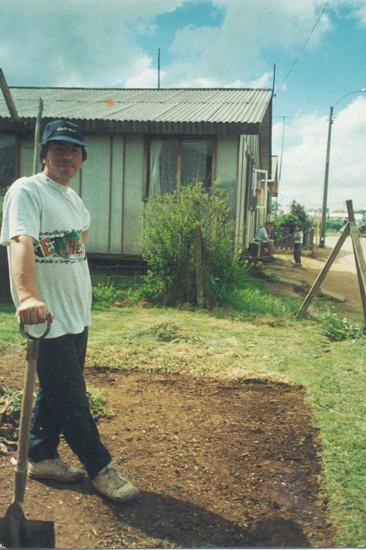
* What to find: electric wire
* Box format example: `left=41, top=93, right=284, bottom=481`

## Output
left=275, top=0, right=330, bottom=97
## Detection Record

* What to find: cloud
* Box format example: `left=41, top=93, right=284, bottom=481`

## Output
left=273, top=96, right=366, bottom=210
left=1, top=0, right=365, bottom=90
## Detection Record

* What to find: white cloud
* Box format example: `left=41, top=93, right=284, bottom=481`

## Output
left=124, top=54, right=162, bottom=88
left=274, top=96, right=366, bottom=210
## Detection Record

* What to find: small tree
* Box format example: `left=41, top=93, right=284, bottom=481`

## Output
left=289, top=200, right=312, bottom=228
left=274, top=212, right=300, bottom=230
left=140, top=181, right=247, bottom=306
left=274, top=200, right=312, bottom=230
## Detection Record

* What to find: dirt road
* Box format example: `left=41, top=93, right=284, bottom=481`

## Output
left=265, top=234, right=366, bottom=318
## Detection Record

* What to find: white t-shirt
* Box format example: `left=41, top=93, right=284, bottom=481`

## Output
left=294, top=230, right=304, bottom=244
left=0, top=173, right=92, bottom=338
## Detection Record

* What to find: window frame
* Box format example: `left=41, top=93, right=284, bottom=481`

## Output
left=143, top=135, right=217, bottom=200
left=253, top=168, right=268, bottom=210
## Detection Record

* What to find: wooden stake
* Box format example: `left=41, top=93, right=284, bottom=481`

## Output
left=32, top=97, right=43, bottom=175
left=347, top=200, right=366, bottom=321
left=297, top=223, right=350, bottom=317
left=195, top=226, right=204, bottom=308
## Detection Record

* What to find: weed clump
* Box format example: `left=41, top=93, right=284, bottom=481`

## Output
left=320, top=313, right=366, bottom=342
left=87, top=386, right=114, bottom=421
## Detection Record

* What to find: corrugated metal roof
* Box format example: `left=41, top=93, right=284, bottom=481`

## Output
left=0, top=87, right=272, bottom=135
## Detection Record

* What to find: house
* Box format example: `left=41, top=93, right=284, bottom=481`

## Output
left=0, top=85, right=273, bottom=259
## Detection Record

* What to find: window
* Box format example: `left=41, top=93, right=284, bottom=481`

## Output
left=148, top=137, right=214, bottom=197
left=252, top=169, right=268, bottom=210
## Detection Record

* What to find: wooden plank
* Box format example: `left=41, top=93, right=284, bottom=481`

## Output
left=32, top=97, right=43, bottom=175
left=349, top=222, right=366, bottom=322
left=297, top=223, right=350, bottom=316
left=346, top=199, right=366, bottom=321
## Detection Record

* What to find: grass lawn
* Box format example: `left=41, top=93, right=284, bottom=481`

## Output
left=1, top=297, right=366, bottom=546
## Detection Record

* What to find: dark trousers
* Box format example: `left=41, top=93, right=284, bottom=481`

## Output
left=28, top=328, right=111, bottom=479
left=294, top=243, right=302, bottom=264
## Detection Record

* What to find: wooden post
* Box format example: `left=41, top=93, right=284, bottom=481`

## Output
left=347, top=200, right=366, bottom=322
left=281, top=227, right=285, bottom=250
left=297, top=223, right=350, bottom=316
left=195, top=226, right=204, bottom=308
left=32, top=97, right=43, bottom=175
left=285, top=226, right=290, bottom=249
left=195, top=202, right=204, bottom=308
left=316, top=211, right=320, bottom=244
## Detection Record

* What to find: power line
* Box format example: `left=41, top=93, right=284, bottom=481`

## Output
left=275, top=0, right=330, bottom=96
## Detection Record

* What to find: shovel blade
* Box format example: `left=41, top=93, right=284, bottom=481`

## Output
left=0, top=503, right=55, bottom=549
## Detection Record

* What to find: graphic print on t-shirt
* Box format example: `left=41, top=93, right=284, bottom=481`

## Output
left=34, top=230, right=86, bottom=262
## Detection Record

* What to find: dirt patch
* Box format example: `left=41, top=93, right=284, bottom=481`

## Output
left=263, top=240, right=364, bottom=318
left=0, top=346, right=335, bottom=549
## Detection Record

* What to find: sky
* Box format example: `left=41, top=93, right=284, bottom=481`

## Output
left=1, top=0, right=366, bottom=212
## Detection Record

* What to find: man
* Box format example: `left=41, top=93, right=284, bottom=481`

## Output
left=0, top=120, right=138, bottom=502
left=254, top=221, right=275, bottom=259
left=250, top=188, right=261, bottom=210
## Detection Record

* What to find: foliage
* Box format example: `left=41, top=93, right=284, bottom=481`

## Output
left=225, top=285, right=301, bottom=319
left=92, top=281, right=141, bottom=307
left=289, top=200, right=312, bottom=228
left=0, top=387, right=30, bottom=442
left=275, top=200, right=312, bottom=230
left=140, top=181, right=249, bottom=306
left=273, top=212, right=300, bottom=230
left=87, top=386, right=114, bottom=421
left=320, top=313, right=366, bottom=341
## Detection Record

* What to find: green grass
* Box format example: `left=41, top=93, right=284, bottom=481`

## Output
left=1, top=291, right=366, bottom=545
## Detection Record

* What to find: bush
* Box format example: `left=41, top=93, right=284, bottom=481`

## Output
left=274, top=213, right=300, bottom=230
left=140, top=181, right=249, bottom=306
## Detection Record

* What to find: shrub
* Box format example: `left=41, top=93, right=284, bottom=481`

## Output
left=140, top=181, right=249, bottom=306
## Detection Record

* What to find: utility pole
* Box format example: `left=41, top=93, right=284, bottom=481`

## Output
left=158, top=48, right=160, bottom=89
left=319, top=106, right=333, bottom=248
left=318, top=89, right=365, bottom=248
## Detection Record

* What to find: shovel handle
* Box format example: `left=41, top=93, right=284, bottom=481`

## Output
left=13, top=312, right=52, bottom=507
left=19, top=311, right=52, bottom=341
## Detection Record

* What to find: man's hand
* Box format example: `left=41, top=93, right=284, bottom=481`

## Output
left=10, top=235, right=55, bottom=326
left=17, top=297, right=54, bottom=325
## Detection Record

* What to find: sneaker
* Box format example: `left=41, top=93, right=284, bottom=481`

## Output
left=92, top=462, right=139, bottom=502
left=28, top=457, right=85, bottom=483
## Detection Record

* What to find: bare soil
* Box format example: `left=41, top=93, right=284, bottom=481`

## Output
left=263, top=238, right=364, bottom=318
left=0, top=344, right=336, bottom=549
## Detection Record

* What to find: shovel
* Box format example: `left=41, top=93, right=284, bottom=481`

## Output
left=0, top=313, right=55, bottom=549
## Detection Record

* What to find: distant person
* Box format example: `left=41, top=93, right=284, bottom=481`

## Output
left=250, top=188, right=261, bottom=210
left=293, top=224, right=303, bottom=266
left=254, top=221, right=275, bottom=259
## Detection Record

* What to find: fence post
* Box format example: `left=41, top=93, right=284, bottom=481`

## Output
left=280, top=227, right=285, bottom=249
left=195, top=202, right=204, bottom=308
left=274, top=228, right=279, bottom=249
left=285, top=227, right=290, bottom=249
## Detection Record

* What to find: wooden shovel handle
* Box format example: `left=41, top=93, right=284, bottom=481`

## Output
left=14, top=312, right=52, bottom=505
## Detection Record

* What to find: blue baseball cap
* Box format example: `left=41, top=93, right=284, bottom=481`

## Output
left=42, top=120, right=89, bottom=147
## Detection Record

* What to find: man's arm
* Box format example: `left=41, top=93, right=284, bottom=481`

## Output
left=10, top=235, right=54, bottom=325
left=82, top=229, right=89, bottom=243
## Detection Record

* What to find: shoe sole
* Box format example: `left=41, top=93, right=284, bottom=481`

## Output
left=94, top=486, right=140, bottom=502
left=29, top=472, right=85, bottom=483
